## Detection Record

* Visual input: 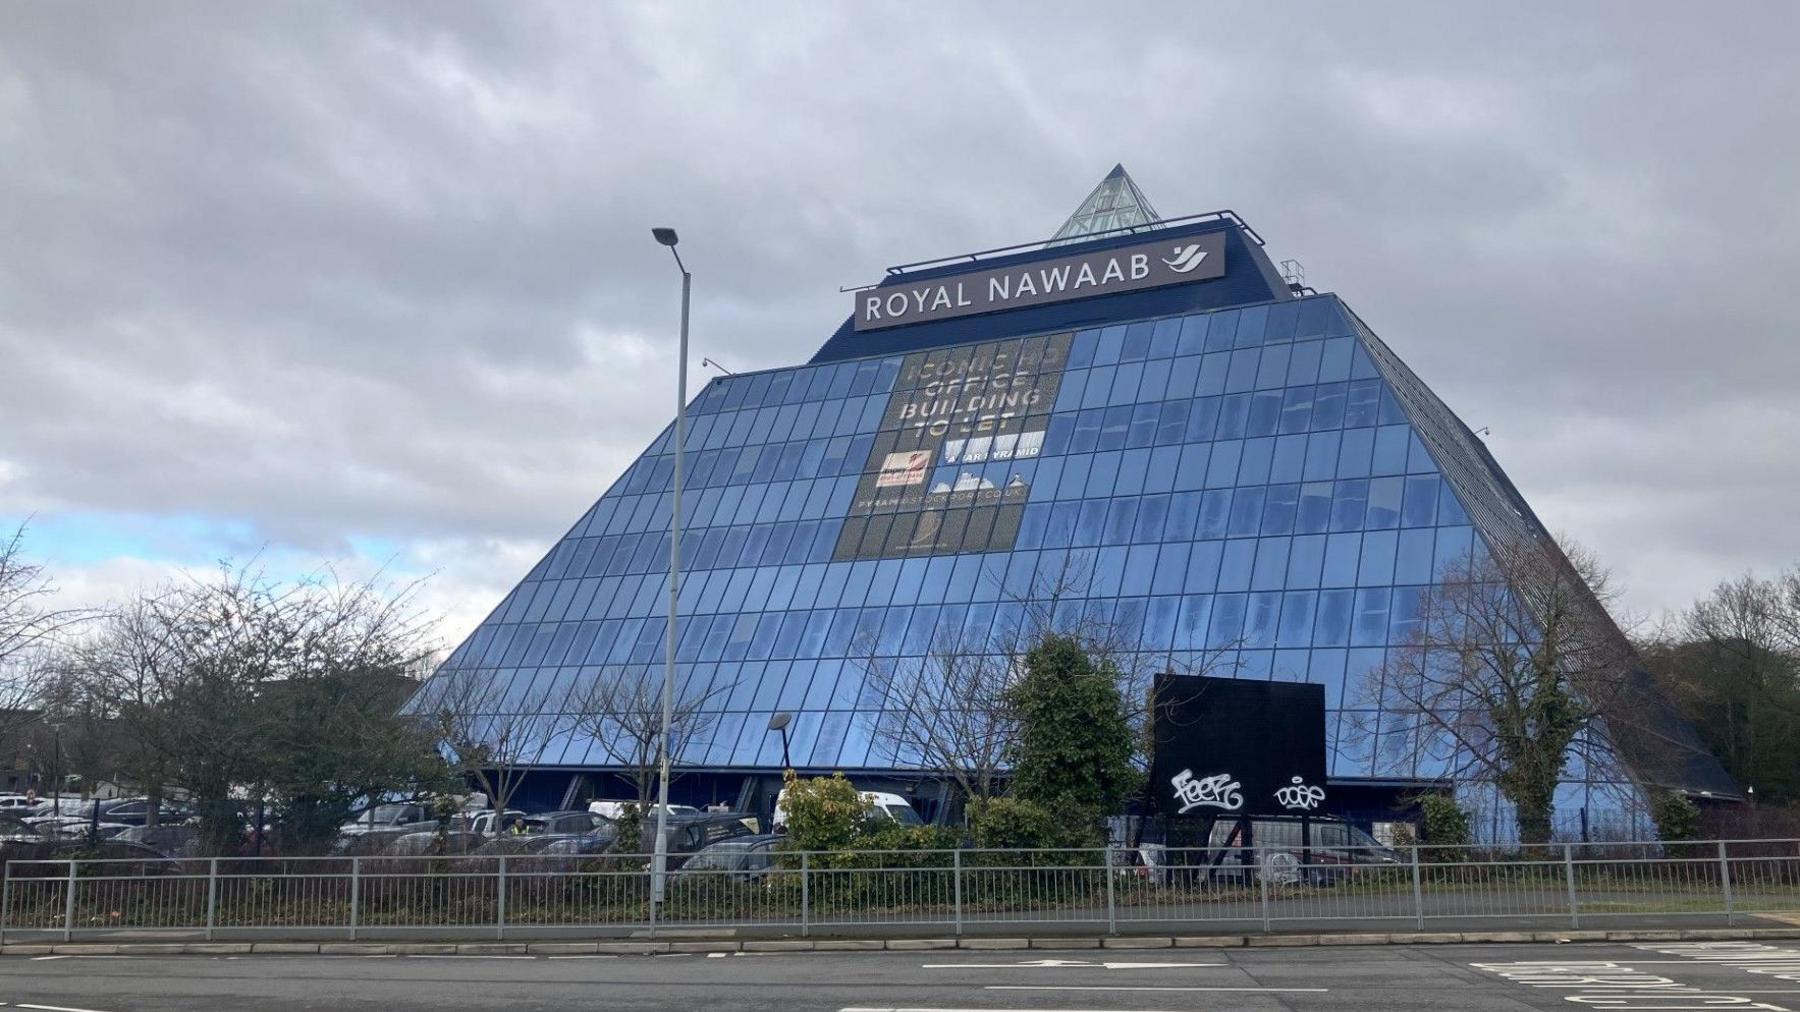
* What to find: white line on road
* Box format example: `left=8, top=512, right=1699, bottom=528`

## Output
left=993, top=979, right=1332, bottom=986
left=400, top=954, right=536, bottom=960
left=843, top=1007, right=1213, bottom=1012
left=16, top=1003, right=123, bottom=1012
left=921, top=959, right=1223, bottom=970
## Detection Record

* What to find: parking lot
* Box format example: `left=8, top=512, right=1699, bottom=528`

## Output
left=6, top=940, right=1800, bottom=1011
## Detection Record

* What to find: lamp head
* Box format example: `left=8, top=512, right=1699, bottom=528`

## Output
left=767, top=712, right=792, bottom=732
left=652, top=227, right=680, bottom=247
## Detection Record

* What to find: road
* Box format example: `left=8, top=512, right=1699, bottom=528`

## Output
left=5, top=940, right=1800, bottom=1011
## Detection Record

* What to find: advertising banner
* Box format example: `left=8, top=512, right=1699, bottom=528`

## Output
left=832, top=331, right=1071, bottom=560
left=1149, top=674, right=1329, bottom=819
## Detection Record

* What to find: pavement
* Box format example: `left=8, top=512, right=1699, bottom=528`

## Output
left=5, top=939, right=1800, bottom=1011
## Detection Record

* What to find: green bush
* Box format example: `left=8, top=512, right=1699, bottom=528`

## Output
left=1651, top=790, right=1701, bottom=841
left=780, top=771, right=872, bottom=853
left=1419, top=792, right=1472, bottom=857
left=1004, top=634, right=1137, bottom=823
left=968, top=797, right=1101, bottom=851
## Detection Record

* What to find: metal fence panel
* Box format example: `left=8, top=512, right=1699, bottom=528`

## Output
left=3, top=839, right=1799, bottom=941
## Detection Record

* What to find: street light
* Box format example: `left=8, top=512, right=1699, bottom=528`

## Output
left=767, top=712, right=793, bottom=770
left=649, top=226, right=690, bottom=916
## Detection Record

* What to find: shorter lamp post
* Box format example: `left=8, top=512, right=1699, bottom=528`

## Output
left=767, top=712, right=793, bottom=770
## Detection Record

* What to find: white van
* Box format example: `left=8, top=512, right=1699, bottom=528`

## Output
left=770, top=787, right=922, bottom=833
left=586, top=800, right=699, bottom=820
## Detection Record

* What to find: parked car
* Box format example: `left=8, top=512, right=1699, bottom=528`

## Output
left=617, top=812, right=758, bottom=868
left=0, top=794, right=42, bottom=813
left=0, top=812, right=43, bottom=842
left=339, top=802, right=433, bottom=836
left=461, top=809, right=527, bottom=837
left=675, top=834, right=783, bottom=882
left=89, top=798, right=190, bottom=827
left=29, top=815, right=135, bottom=841
left=528, top=810, right=612, bottom=836
left=587, top=801, right=698, bottom=820
left=382, top=830, right=485, bottom=859
left=771, top=787, right=920, bottom=833
left=539, top=829, right=619, bottom=860
left=111, top=824, right=202, bottom=859
left=1167, top=816, right=1402, bottom=886
left=329, top=827, right=416, bottom=857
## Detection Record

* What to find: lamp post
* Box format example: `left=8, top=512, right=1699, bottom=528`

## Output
left=48, top=720, right=64, bottom=812
left=767, top=712, right=793, bottom=770
left=649, top=226, right=689, bottom=911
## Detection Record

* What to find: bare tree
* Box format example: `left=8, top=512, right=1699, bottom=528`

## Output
left=75, top=561, right=443, bottom=850
left=564, top=667, right=732, bottom=811
left=1362, top=534, right=1644, bottom=844
left=0, top=523, right=89, bottom=745
left=858, top=550, right=1243, bottom=807
left=423, top=665, right=564, bottom=834
left=859, top=624, right=1017, bottom=803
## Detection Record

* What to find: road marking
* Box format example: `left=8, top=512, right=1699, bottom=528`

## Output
left=28, top=956, right=69, bottom=961
left=921, top=959, right=1223, bottom=970
left=844, top=1007, right=1206, bottom=1012
left=545, top=955, right=620, bottom=960
left=17, top=1004, right=123, bottom=1012
left=979, top=979, right=1332, bottom=986
left=401, top=954, right=536, bottom=960
left=1470, top=958, right=1794, bottom=1010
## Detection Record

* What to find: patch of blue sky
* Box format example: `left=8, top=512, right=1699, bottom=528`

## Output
left=24, top=510, right=264, bottom=567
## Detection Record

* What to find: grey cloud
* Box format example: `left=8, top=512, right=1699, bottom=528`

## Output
left=1, top=1, right=1797, bottom=617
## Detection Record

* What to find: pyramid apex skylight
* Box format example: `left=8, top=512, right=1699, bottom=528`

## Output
left=1048, top=163, right=1162, bottom=245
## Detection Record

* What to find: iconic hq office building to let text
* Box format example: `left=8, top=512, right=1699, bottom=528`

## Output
left=407, top=168, right=1734, bottom=838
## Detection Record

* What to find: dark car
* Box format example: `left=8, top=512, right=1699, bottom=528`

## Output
left=540, top=830, right=619, bottom=859
left=675, top=834, right=783, bottom=882
left=616, top=812, right=758, bottom=869
left=1182, top=816, right=1402, bottom=886
left=91, top=798, right=190, bottom=827
left=527, top=811, right=612, bottom=836
left=112, top=824, right=202, bottom=859
left=470, top=811, right=611, bottom=849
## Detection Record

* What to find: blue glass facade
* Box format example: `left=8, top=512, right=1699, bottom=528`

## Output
left=407, top=214, right=1732, bottom=831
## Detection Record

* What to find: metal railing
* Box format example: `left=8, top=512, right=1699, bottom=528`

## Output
left=2, top=839, right=1797, bottom=943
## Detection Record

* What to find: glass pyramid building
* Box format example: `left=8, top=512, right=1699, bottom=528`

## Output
left=408, top=168, right=1734, bottom=837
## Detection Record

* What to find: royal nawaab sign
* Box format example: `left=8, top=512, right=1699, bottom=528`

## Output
left=854, top=231, right=1227, bottom=332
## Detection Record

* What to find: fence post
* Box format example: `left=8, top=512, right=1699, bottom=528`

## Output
left=349, top=858, right=360, bottom=942
left=952, top=850, right=963, bottom=938
left=1, top=858, right=11, bottom=945
left=1562, top=843, right=1579, bottom=929
left=205, top=858, right=219, bottom=942
left=1103, top=847, right=1117, bottom=936
left=646, top=853, right=658, bottom=940
left=1410, top=846, right=1424, bottom=930
left=496, top=854, right=508, bottom=942
left=800, top=852, right=810, bottom=938
left=62, top=859, right=78, bottom=942
left=1718, top=839, right=1735, bottom=926
left=1258, top=847, right=1271, bottom=934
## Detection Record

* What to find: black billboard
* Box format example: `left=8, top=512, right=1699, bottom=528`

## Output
left=1148, top=674, right=1329, bottom=819
left=832, top=331, right=1071, bottom=561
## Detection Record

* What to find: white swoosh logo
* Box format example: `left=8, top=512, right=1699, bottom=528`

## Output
left=1163, top=244, right=1210, bottom=273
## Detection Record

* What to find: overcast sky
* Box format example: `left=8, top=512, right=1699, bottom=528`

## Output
left=3, top=2, right=1797, bottom=646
